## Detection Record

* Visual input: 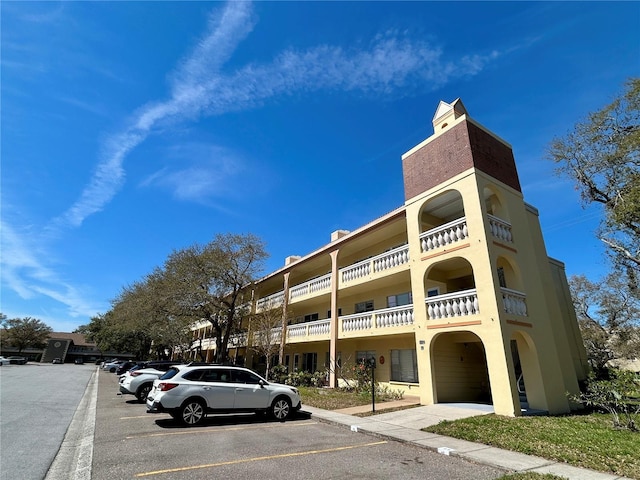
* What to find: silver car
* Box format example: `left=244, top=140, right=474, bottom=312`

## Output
left=146, top=365, right=301, bottom=426
left=119, top=362, right=182, bottom=402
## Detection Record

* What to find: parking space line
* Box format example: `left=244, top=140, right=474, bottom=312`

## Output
left=120, top=415, right=165, bottom=420
left=135, top=440, right=388, bottom=477
left=126, top=420, right=318, bottom=439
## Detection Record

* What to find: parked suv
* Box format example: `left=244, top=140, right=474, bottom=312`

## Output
left=146, top=365, right=301, bottom=426
left=119, top=362, right=182, bottom=403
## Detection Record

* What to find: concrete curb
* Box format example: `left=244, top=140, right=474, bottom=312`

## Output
left=302, top=406, right=635, bottom=480
left=45, top=367, right=98, bottom=480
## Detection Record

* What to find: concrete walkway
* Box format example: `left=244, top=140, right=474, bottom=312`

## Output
left=301, top=397, right=634, bottom=480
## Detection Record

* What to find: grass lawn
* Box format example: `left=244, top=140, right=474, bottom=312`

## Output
left=424, top=413, right=640, bottom=479
left=300, top=387, right=639, bottom=479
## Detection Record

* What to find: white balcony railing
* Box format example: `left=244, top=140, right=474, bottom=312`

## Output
left=253, top=327, right=281, bottom=344
left=289, top=273, right=331, bottom=301
left=373, top=245, right=410, bottom=273
left=341, top=259, right=370, bottom=283
left=256, top=290, right=285, bottom=311
left=489, top=215, right=513, bottom=243
left=287, top=318, right=331, bottom=338
left=341, top=245, right=409, bottom=283
left=426, top=288, right=479, bottom=320
left=229, top=332, right=248, bottom=347
left=420, top=217, right=469, bottom=253
left=501, top=287, right=528, bottom=316
left=374, top=305, right=415, bottom=328
left=340, top=305, right=414, bottom=332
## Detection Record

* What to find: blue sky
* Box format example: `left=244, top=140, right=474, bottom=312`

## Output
left=2, top=1, right=638, bottom=332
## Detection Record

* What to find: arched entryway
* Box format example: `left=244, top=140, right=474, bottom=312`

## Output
left=511, top=330, right=544, bottom=411
left=431, top=331, right=491, bottom=404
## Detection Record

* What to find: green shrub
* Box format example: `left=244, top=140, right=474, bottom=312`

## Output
left=285, top=370, right=327, bottom=387
left=570, top=368, right=640, bottom=431
left=268, top=364, right=288, bottom=383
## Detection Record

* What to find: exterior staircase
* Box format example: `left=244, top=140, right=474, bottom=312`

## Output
left=41, top=339, right=71, bottom=363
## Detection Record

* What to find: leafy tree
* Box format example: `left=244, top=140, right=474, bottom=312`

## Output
left=250, top=298, right=287, bottom=379
left=95, top=233, right=268, bottom=363
left=2, top=317, right=53, bottom=353
left=548, top=78, right=640, bottom=284
left=109, top=273, right=191, bottom=359
left=569, top=274, right=640, bottom=371
left=75, top=312, right=146, bottom=358
left=162, top=233, right=267, bottom=363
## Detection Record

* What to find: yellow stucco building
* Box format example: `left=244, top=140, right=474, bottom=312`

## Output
left=193, top=99, right=589, bottom=417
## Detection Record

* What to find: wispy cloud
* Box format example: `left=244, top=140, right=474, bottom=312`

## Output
left=140, top=143, right=245, bottom=204
left=0, top=221, right=102, bottom=318
left=3, top=0, right=509, bottom=323
left=54, top=2, right=505, bottom=229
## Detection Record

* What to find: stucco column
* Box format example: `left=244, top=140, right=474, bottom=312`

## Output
left=329, top=250, right=339, bottom=388
left=484, top=336, right=520, bottom=416
left=279, top=272, right=291, bottom=365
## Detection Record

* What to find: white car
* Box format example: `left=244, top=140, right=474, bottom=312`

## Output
left=146, top=365, right=302, bottom=426
left=0, top=356, right=10, bottom=366
left=119, top=365, right=177, bottom=403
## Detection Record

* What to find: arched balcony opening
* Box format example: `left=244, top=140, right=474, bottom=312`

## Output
left=424, top=257, right=479, bottom=320
left=483, top=186, right=513, bottom=244
left=497, top=255, right=528, bottom=317
left=418, top=190, right=468, bottom=254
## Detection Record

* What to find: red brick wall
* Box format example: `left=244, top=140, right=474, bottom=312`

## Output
left=402, top=120, right=521, bottom=201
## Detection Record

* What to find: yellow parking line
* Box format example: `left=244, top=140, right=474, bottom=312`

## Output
left=135, top=440, right=387, bottom=477
left=126, top=421, right=318, bottom=439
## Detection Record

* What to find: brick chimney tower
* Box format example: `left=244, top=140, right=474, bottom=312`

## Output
left=402, top=99, right=522, bottom=201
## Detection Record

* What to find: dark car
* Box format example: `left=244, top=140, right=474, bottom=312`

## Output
left=8, top=356, right=27, bottom=365
left=116, top=361, right=139, bottom=375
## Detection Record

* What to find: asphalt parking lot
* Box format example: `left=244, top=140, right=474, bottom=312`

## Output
left=93, top=369, right=503, bottom=480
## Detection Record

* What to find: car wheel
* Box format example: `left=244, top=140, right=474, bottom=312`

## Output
left=109, top=367, right=116, bottom=373
left=136, top=384, right=153, bottom=403
left=270, top=396, right=292, bottom=421
left=179, top=399, right=206, bottom=426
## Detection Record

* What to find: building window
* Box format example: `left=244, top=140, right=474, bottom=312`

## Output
left=327, top=308, right=342, bottom=318
left=293, top=353, right=299, bottom=371
left=356, top=350, right=376, bottom=364
left=284, top=354, right=290, bottom=372
left=355, top=300, right=374, bottom=313
left=427, top=287, right=440, bottom=298
left=391, top=349, right=418, bottom=383
left=302, top=352, right=318, bottom=372
left=387, top=292, right=413, bottom=308
left=304, top=313, right=319, bottom=322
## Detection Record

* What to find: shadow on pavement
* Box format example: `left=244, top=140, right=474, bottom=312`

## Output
left=153, top=410, right=312, bottom=429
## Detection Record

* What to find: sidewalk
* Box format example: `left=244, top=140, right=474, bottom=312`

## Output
left=301, top=397, right=634, bottom=480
